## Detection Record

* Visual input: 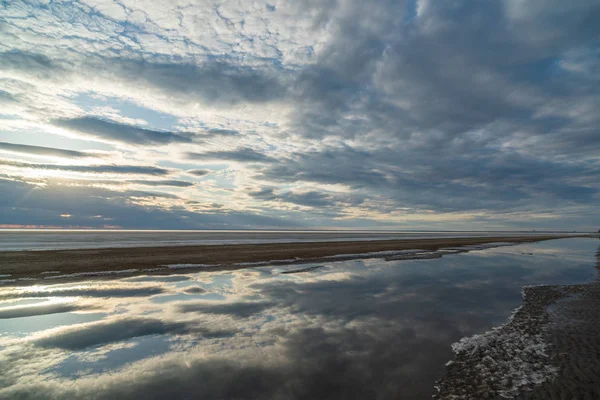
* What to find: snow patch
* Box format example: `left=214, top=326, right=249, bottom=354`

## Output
left=163, top=264, right=218, bottom=269
left=141, top=267, right=169, bottom=272
left=44, top=269, right=139, bottom=280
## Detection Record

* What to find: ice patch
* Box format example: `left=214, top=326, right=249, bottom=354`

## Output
left=0, top=274, right=12, bottom=278
left=40, top=271, right=61, bottom=275
left=163, top=264, right=218, bottom=269
left=436, top=285, right=566, bottom=399
left=280, top=265, right=325, bottom=274
left=324, top=249, right=424, bottom=259
left=233, top=261, right=268, bottom=267
left=445, top=242, right=517, bottom=252
left=385, top=251, right=442, bottom=261
left=44, top=269, right=139, bottom=280
left=269, top=258, right=298, bottom=264
left=449, top=331, right=558, bottom=398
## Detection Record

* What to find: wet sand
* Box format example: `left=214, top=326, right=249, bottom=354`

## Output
left=0, top=235, right=572, bottom=284
left=436, top=245, right=600, bottom=399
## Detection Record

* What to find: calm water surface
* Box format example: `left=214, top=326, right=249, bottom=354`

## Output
left=0, top=238, right=598, bottom=399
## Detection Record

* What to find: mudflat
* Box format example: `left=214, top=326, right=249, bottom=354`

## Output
left=0, top=235, right=573, bottom=283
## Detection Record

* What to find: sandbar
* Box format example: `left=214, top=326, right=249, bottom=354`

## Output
left=0, top=235, right=578, bottom=285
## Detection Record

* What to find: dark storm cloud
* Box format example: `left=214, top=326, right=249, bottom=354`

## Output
left=187, top=148, right=276, bottom=163
left=0, top=142, right=100, bottom=159
left=0, top=159, right=170, bottom=175
left=53, top=117, right=192, bottom=145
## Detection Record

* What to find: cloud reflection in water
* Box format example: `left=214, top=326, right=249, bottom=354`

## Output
left=0, top=239, right=598, bottom=399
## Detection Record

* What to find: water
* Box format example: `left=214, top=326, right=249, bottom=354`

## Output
left=0, top=229, right=580, bottom=251
left=0, top=238, right=598, bottom=399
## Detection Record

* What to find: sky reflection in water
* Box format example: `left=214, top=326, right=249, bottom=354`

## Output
left=0, top=238, right=598, bottom=399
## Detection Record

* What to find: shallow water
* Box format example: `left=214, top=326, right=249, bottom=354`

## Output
left=0, top=229, right=573, bottom=251
left=0, top=238, right=598, bottom=399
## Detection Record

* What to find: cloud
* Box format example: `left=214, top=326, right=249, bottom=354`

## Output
left=129, top=180, right=194, bottom=187
left=186, top=169, right=211, bottom=177
left=187, top=148, right=277, bottom=163
left=179, top=301, right=275, bottom=318
left=0, top=50, right=65, bottom=80
left=33, top=317, right=195, bottom=349
left=205, top=129, right=240, bottom=137
left=0, top=178, right=294, bottom=229
left=0, top=142, right=102, bottom=159
left=0, top=302, right=91, bottom=319
left=53, top=117, right=192, bottom=146
left=23, top=177, right=194, bottom=188
left=0, top=284, right=167, bottom=300
left=247, top=186, right=363, bottom=208
left=257, top=147, right=600, bottom=213
left=0, top=0, right=599, bottom=229
left=107, top=57, right=287, bottom=106
left=0, top=160, right=170, bottom=176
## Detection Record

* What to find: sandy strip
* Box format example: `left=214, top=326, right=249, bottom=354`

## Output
left=0, top=235, right=576, bottom=285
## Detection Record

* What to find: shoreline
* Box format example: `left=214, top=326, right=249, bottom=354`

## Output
left=436, top=245, right=600, bottom=399
left=0, top=235, right=576, bottom=285
left=435, top=282, right=600, bottom=399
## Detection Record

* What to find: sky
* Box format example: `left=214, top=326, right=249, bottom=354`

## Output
left=0, top=0, right=599, bottom=231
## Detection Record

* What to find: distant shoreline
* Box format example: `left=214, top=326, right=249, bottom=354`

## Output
left=0, top=235, right=579, bottom=285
